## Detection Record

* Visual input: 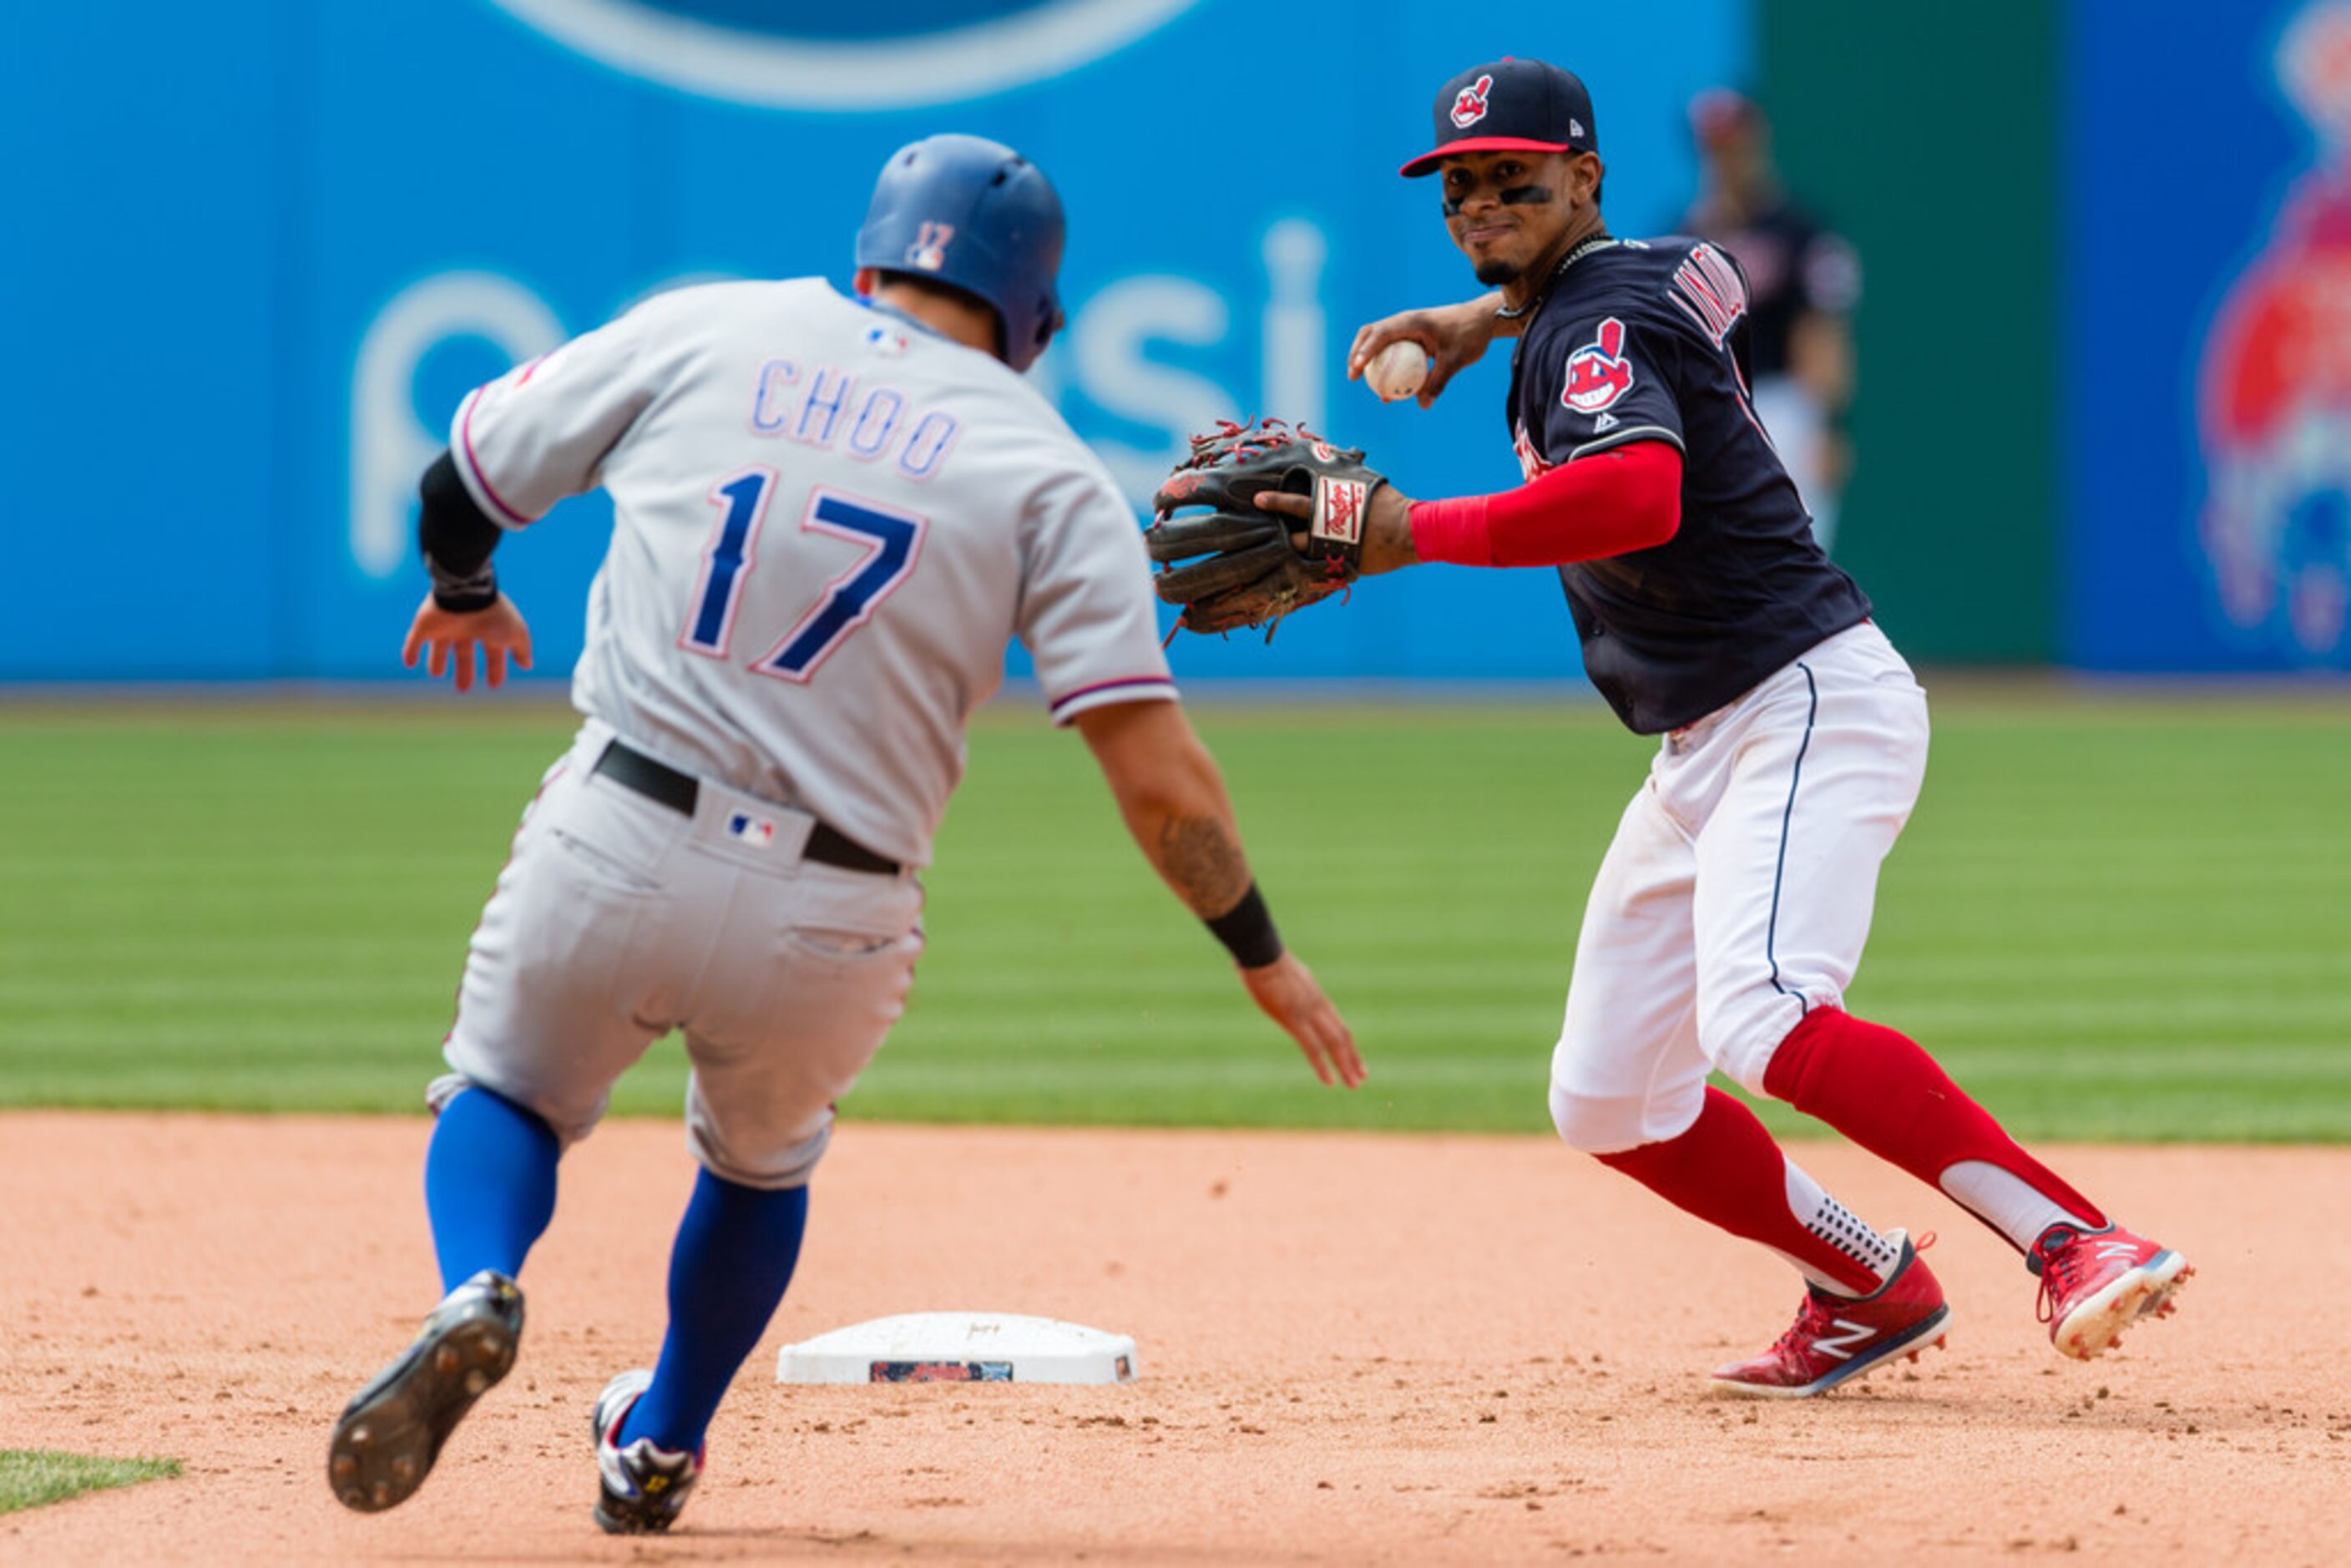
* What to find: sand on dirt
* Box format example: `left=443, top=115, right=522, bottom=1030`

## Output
left=2, top=1113, right=2345, bottom=1565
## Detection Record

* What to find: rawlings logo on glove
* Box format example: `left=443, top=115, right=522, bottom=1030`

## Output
left=1145, top=418, right=1388, bottom=639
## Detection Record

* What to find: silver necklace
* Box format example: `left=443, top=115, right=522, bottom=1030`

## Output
left=1495, top=231, right=1617, bottom=320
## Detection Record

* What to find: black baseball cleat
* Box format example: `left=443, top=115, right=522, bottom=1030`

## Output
left=592, top=1368, right=704, bottom=1534
left=327, top=1270, right=524, bottom=1513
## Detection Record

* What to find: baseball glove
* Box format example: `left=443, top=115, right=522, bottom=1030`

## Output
left=1146, top=418, right=1387, bottom=638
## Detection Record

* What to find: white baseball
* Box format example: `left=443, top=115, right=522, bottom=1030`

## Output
left=1365, top=340, right=1430, bottom=403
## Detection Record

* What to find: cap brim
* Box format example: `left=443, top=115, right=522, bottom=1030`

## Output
left=1399, top=136, right=1576, bottom=178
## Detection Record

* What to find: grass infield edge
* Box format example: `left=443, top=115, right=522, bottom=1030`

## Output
left=0, top=1450, right=182, bottom=1516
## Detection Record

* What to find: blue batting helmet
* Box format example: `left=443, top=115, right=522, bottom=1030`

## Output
left=855, top=134, right=1066, bottom=373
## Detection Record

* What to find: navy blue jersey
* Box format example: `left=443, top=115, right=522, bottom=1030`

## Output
left=1505, top=235, right=1872, bottom=733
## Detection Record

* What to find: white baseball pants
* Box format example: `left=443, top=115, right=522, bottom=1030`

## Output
left=1549, top=621, right=1929, bottom=1155
left=434, top=721, right=924, bottom=1189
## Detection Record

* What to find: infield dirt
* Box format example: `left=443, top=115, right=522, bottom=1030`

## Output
left=3, top=1113, right=2345, bottom=1565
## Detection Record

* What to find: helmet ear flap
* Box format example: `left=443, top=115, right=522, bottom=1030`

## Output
left=1031, top=296, right=1065, bottom=362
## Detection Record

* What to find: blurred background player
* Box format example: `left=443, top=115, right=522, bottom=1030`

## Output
left=326, top=134, right=1362, bottom=1534
left=1679, top=89, right=1860, bottom=554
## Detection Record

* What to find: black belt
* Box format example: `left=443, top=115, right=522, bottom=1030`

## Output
left=589, top=739, right=904, bottom=877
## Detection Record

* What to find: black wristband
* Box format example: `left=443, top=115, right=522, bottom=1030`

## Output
left=425, top=551, right=500, bottom=613
left=1205, top=883, right=1283, bottom=969
left=419, top=449, right=505, bottom=610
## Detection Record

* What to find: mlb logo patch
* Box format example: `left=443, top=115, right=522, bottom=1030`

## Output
left=864, top=323, right=909, bottom=357
left=727, top=812, right=776, bottom=848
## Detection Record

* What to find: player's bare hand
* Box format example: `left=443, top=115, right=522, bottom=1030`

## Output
left=1347, top=296, right=1504, bottom=408
left=402, top=593, right=534, bottom=693
left=1252, top=483, right=1419, bottom=574
left=1239, top=952, right=1364, bottom=1088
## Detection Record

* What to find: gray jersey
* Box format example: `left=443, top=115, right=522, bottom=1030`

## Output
left=447, top=277, right=1176, bottom=865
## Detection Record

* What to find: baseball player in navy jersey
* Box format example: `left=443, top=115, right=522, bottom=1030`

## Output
left=326, top=134, right=1361, bottom=1530
left=1289, top=58, right=2188, bottom=1397
left=1680, top=89, right=1860, bottom=555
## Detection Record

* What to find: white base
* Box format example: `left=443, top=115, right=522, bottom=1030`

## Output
left=776, top=1312, right=1139, bottom=1385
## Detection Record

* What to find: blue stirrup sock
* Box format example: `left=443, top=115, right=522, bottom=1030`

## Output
left=619, top=1170, right=810, bottom=1454
left=423, top=1086, right=561, bottom=1293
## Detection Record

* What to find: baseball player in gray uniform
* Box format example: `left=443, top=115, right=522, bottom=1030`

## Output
left=326, top=134, right=1362, bottom=1535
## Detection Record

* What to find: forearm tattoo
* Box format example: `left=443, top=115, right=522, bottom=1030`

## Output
left=1156, top=813, right=1251, bottom=917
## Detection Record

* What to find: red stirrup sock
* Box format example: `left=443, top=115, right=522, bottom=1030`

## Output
left=1762, top=1008, right=2108, bottom=1248
left=1596, top=1086, right=1893, bottom=1296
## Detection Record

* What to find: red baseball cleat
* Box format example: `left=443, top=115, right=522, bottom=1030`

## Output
left=1712, top=1231, right=1950, bottom=1399
left=2030, top=1222, right=2191, bottom=1360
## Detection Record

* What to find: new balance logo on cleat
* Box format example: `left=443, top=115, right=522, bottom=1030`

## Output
left=1712, top=1231, right=1950, bottom=1399
left=1810, top=1318, right=1876, bottom=1360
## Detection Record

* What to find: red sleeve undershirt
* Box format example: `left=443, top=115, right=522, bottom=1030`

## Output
left=1407, top=440, right=1684, bottom=568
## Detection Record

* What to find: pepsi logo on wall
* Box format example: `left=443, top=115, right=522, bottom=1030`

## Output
left=486, top=0, right=1200, bottom=108
left=0, top=0, right=1743, bottom=680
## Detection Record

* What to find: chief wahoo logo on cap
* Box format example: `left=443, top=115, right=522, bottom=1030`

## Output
left=1450, top=73, right=1494, bottom=128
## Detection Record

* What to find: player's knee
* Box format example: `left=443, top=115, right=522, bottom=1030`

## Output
left=687, top=1104, right=832, bottom=1191
left=1550, top=1074, right=1710, bottom=1155
left=427, top=1068, right=598, bottom=1148
left=1695, top=987, right=1813, bottom=1095
left=1547, top=1078, right=1653, bottom=1156
left=1550, top=1022, right=1711, bottom=1154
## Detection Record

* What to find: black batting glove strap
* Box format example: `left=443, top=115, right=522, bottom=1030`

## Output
left=1206, top=882, right=1283, bottom=969
left=426, top=553, right=500, bottom=614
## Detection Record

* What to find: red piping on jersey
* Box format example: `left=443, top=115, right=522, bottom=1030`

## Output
left=1049, top=675, right=1179, bottom=717
left=458, top=388, right=536, bottom=527
left=1407, top=440, right=1682, bottom=568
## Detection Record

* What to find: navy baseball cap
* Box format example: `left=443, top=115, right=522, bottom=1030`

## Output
left=1400, top=58, right=1598, bottom=178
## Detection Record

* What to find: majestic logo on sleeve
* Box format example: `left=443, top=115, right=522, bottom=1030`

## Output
left=1561, top=317, right=1636, bottom=413
left=1450, top=74, right=1494, bottom=129
left=906, top=222, right=955, bottom=271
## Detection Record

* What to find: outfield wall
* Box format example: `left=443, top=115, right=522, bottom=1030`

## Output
left=2063, top=0, right=2351, bottom=672
left=4, top=3, right=2343, bottom=680
left=1767, top=0, right=2351, bottom=675
left=0, top=1, right=1742, bottom=684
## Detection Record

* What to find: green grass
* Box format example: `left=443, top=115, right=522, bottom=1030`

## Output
left=0, top=1450, right=179, bottom=1515
left=1, top=691, right=2346, bottom=1141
